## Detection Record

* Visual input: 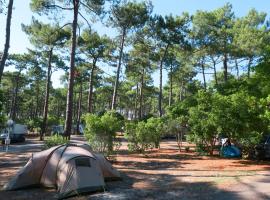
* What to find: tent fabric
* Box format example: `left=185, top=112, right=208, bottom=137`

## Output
left=3, top=145, right=61, bottom=190
left=3, top=144, right=120, bottom=199
left=220, top=145, right=241, bottom=158
left=94, top=153, right=121, bottom=181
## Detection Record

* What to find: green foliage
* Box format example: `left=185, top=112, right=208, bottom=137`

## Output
left=26, top=117, right=43, bottom=132
left=30, top=0, right=105, bottom=15
left=2, top=2, right=270, bottom=161
left=22, top=18, right=70, bottom=50
left=161, top=117, right=180, bottom=137
left=187, top=90, right=268, bottom=156
left=110, top=1, right=152, bottom=30
left=47, top=115, right=62, bottom=126
left=125, top=117, right=164, bottom=152
left=44, top=135, right=69, bottom=149
left=187, top=91, right=217, bottom=155
left=83, top=111, right=122, bottom=154
left=0, top=90, right=6, bottom=128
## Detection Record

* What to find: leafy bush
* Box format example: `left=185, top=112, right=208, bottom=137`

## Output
left=47, top=115, right=62, bottom=127
left=83, top=111, right=122, bottom=154
left=187, top=91, right=218, bottom=155
left=26, top=117, right=43, bottom=132
left=147, top=117, right=164, bottom=148
left=44, top=135, right=69, bottom=149
left=125, top=117, right=164, bottom=152
left=187, top=90, right=268, bottom=156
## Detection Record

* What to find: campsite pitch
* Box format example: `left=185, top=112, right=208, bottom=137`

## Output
left=0, top=137, right=270, bottom=200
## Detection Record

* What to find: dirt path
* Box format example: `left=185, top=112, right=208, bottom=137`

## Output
left=89, top=140, right=270, bottom=200
left=0, top=138, right=269, bottom=200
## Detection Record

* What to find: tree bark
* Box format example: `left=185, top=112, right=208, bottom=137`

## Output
left=76, top=80, right=82, bottom=134
left=247, top=57, right=252, bottom=78
left=169, top=63, right=173, bottom=107
left=34, top=84, right=40, bottom=118
left=87, top=59, right=96, bottom=113
left=235, top=59, right=239, bottom=80
left=0, top=0, right=14, bottom=82
left=134, top=83, right=138, bottom=119
left=41, top=48, right=53, bottom=140
left=159, top=44, right=169, bottom=117
left=139, top=68, right=144, bottom=119
left=178, top=81, right=184, bottom=102
left=111, top=27, right=126, bottom=110
left=73, top=93, right=77, bottom=125
left=57, top=99, right=60, bottom=118
left=211, top=57, right=218, bottom=85
left=223, top=53, right=228, bottom=82
left=64, top=0, right=79, bottom=139
left=10, top=70, right=22, bottom=120
left=201, top=60, right=206, bottom=90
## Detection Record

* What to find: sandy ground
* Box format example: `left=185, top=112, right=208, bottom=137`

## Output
left=0, top=137, right=269, bottom=200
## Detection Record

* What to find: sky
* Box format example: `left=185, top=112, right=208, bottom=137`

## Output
left=1, top=0, right=270, bottom=88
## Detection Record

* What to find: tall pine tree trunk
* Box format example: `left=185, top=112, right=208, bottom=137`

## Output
left=201, top=60, right=206, bottom=90
left=112, top=27, right=126, bottom=110
left=211, top=57, right=218, bottom=85
left=76, top=80, right=82, bottom=134
left=34, top=84, right=40, bottom=118
left=235, top=59, right=239, bottom=80
left=10, top=70, right=21, bottom=120
left=41, top=48, right=53, bottom=140
left=139, top=68, right=144, bottom=119
left=169, top=63, right=173, bottom=107
left=178, top=81, right=184, bottom=101
left=73, top=93, right=77, bottom=123
left=134, top=83, right=138, bottom=119
left=57, top=99, right=60, bottom=118
left=158, top=44, right=169, bottom=117
left=64, top=0, right=79, bottom=139
left=247, top=57, right=252, bottom=78
left=223, top=53, right=228, bottom=82
left=0, top=0, right=13, bottom=82
left=87, top=60, right=96, bottom=113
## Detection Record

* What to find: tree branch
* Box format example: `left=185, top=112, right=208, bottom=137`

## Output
left=80, top=1, right=95, bottom=13
left=45, top=4, right=73, bottom=11
left=78, top=11, right=91, bottom=30
left=58, top=22, right=73, bottom=30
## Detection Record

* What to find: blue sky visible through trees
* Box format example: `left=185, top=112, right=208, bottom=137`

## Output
left=1, top=0, right=270, bottom=88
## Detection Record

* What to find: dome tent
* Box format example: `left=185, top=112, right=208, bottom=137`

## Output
left=3, top=144, right=120, bottom=199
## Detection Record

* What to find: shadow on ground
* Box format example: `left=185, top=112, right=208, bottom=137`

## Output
left=89, top=171, right=243, bottom=200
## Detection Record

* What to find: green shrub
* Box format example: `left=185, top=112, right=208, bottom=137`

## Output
left=84, top=111, right=122, bottom=154
left=125, top=117, right=164, bottom=152
left=44, top=135, right=69, bottom=149
left=26, top=117, right=43, bottom=132
left=187, top=90, right=268, bottom=156
left=47, top=115, right=62, bottom=127
left=125, top=122, right=139, bottom=151
left=238, top=132, right=262, bottom=157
